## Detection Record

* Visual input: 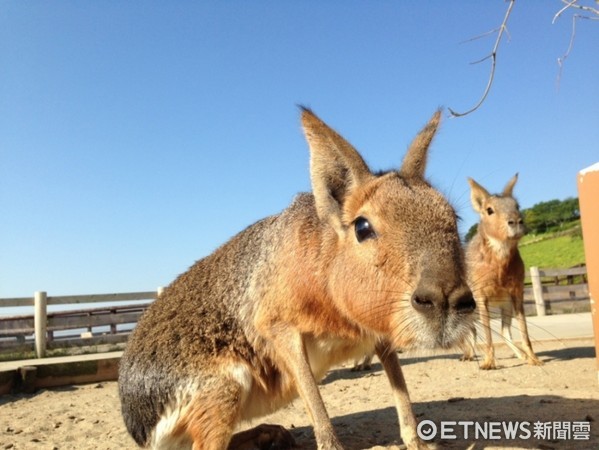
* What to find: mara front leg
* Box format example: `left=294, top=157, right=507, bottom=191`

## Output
left=478, top=300, right=497, bottom=370
left=376, top=341, right=428, bottom=450
left=272, top=330, right=343, bottom=450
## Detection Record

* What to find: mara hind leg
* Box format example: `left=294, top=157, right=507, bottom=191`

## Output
left=351, top=352, right=374, bottom=371
left=512, top=295, right=543, bottom=366
left=154, top=379, right=242, bottom=450
left=500, top=305, right=526, bottom=360
left=460, top=322, right=477, bottom=361
left=155, top=375, right=294, bottom=450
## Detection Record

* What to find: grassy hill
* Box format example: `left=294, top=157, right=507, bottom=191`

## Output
left=518, top=222, right=586, bottom=270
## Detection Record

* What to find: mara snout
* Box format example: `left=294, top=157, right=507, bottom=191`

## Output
left=408, top=278, right=476, bottom=349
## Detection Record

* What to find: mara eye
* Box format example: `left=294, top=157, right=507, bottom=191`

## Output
left=354, top=216, right=376, bottom=242
left=486, top=207, right=494, bottom=216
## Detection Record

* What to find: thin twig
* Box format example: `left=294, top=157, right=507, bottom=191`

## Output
left=556, top=13, right=579, bottom=88
left=553, top=0, right=580, bottom=24
left=554, top=1, right=599, bottom=89
left=459, top=27, right=500, bottom=44
left=449, top=0, right=516, bottom=118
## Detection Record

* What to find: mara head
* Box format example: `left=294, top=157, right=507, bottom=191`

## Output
left=301, top=108, right=475, bottom=350
left=469, top=174, right=525, bottom=243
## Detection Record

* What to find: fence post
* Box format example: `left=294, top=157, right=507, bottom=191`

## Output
left=34, top=291, right=47, bottom=358
left=157, top=286, right=165, bottom=297
left=530, top=267, right=546, bottom=316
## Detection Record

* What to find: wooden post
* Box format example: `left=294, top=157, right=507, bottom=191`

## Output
left=578, top=163, right=599, bottom=384
left=34, top=291, right=47, bottom=358
left=530, top=267, right=546, bottom=316
left=19, top=366, right=38, bottom=393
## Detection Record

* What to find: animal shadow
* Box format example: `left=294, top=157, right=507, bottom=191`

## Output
left=289, top=395, right=597, bottom=449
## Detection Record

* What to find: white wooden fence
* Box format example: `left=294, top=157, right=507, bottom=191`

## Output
left=0, top=289, right=163, bottom=358
left=524, top=266, right=588, bottom=316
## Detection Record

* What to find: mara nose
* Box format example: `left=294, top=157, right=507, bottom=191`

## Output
left=452, top=291, right=476, bottom=314
left=411, top=287, right=475, bottom=315
left=507, top=216, right=524, bottom=227
left=410, top=289, right=437, bottom=313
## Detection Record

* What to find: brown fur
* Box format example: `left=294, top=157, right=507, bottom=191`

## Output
left=462, top=174, right=543, bottom=370
left=119, top=108, right=476, bottom=450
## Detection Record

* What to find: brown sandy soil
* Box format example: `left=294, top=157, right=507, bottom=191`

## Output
left=0, top=338, right=597, bottom=450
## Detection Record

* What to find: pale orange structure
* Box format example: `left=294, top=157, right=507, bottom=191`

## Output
left=577, top=163, right=599, bottom=383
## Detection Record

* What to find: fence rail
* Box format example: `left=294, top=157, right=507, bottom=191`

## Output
left=0, top=266, right=590, bottom=359
left=0, top=289, right=163, bottom=357
left=1, top=291, right=159, bottom=308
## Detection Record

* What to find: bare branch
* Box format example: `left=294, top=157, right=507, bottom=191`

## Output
left=553, top=0, right=580, bottom=24
left=554, top=1, right=599, bottom=89
left=449, top=0, right=516, bottom=118
left=554, top=0, right=599, bottom=21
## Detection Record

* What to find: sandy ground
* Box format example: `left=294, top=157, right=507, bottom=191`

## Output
left=0, top=338, right=597, bottom=450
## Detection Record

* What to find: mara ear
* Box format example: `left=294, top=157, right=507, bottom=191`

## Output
left=468, top=177, right=491, bottom=213
left=399, top=109, right=441, bottom=179
left=502, top=173, right=519, bottom=197
left=301, top=107, right=372, bottom=234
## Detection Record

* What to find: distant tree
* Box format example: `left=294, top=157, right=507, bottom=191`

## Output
left=523, top=208, right=542, bottom=234
left=464, top=223, right=479, bottom=242
left=523, top=197, right=580, bottom=234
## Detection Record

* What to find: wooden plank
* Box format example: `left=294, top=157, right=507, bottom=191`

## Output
left=0, top=318, right=34, bottom=333
left=537, top=267, right=587, bottom=277
left=47, top=303, right=150, bottom=318
left=48, top=302, right=150, bottom=317
left=541, top=284, right=589, bottom=295
left=0, top=328, right=34, bottom=337
left=541, top=292, right=589, bottom=302
left=0, top=353, right=122, bottom=393
left=47, top=312, right=144, bottom=330
left=47, top=291, right=157, bottom=305
left=523, top=288, right=534, bottom=301
left=0, top=297, right=33, bottom=307
left=46, top=333, right=130, bottom=348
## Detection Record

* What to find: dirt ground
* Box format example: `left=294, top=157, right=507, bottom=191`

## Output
left=0, top=338, right=597, bottom=450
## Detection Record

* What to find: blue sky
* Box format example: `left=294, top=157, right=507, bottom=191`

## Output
left=1, top=2, right=598, bottom=297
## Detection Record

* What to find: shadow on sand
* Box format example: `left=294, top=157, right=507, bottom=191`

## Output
left=288, top=394, right=597, bottom=449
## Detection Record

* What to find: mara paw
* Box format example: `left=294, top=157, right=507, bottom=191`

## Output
left=480, top=359, right=498, bottom=370
left=229, top=423, right=296, bottom=450
left=527, top=356, right=544, bottom=366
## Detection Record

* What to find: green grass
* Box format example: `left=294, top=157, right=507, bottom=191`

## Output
left=519, top=234, right=586, bottom=270
left=0, top=348, right=69, bottom=362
